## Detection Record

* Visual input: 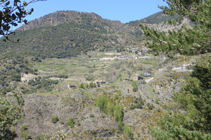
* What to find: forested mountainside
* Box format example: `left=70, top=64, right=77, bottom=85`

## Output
left=0, top=10, right=186, bottom=59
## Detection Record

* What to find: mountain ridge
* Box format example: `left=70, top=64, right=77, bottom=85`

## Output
left=0, top=10, right=190, bottom=59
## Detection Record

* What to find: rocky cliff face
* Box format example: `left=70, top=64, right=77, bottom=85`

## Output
left=145, top=17, right=192, bottom=33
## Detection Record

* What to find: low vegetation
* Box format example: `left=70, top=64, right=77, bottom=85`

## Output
left=95, top=95, right=133, bottom=139
left=132, top=81, right=138, bottom=92
left=67, top=118, right=74, bottom=128
left=51, top=116, right=59, bottom=123
left=130, top=95, right=145, bottom=109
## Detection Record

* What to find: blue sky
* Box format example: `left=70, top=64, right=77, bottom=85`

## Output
left=25, top=0, right=167, bottom=24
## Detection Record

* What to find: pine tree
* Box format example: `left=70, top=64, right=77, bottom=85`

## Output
left=139, top=0, right=211, bottom=57
left=139, top=0, right=211, bottom=139
left=114, top=102, right=123, bottom=124
left=150, top=56, right=211, bottom=139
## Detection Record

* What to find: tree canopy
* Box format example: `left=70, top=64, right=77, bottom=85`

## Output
left=139, top=0, right=211, bottom=56
left=139, top=0, right=211, bottom=139
left=0, top=0, right=44, bottom=42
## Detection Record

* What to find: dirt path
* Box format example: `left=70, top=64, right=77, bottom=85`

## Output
left=145, top=77, right=154, bottom=83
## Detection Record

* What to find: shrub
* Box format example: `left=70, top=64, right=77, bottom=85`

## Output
left=90, top=114, right=95, bottom=118
left=59, top=120, right=64, bottom=124
left=95, top=95, right=108, bottom=112
left=51, top=116, right=59, bottom=123
left=172, top=85, right=175, bottom=89
left=118, top=90, right=121, bottom=96
left=132, top=81, right=138, bottom=92
left=107, top=102, right=115, bottom=116
left=67, top=118, right=74, bottom=128
left=22, top=131, right=31, bottom=139
left=157, top=108, right=161, bottom=112
left=155, top=98, right=159, bottom=104
left=34, top=135, right=44, bottom=140
left=114, top=94, right=119, bottom=99
left=167, top=110, right=172, bottom=115
left=114, top=103, right=123, bottom=124
left=130, top=95, right=144, bottom=109
left=147, top=103, right=155, bottom=110
left=85, top=83, right=89, bottom=88
left=21, top=124, right=27, bottom=131
left=80, top=83, right=84, bottom=88
left=123, top=125, right=133, bottom=139
left=58, top=74, right=68, bottom=78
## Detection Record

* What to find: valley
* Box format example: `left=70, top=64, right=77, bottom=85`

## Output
left=0, top=8, right=210, bottom=140
left=2, top=49, right=200, bottom=139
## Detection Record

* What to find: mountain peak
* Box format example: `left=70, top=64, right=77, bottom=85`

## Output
left=17, top=10, right=104, bottom=31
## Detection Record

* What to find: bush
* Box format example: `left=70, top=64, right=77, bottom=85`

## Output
left=118, top=90, right=121, bottom=96
left=132, top=81, right=138, bottom=92
left=90, top=114, right=95, bottom=118
left=130, top=95, right=144, bottom=109
left=59, top=120, right=64, bottom=124
left=114, top=102, right=123, bottom=124
left=114, top=94, right=119, bottom=99
left=51, top=116, right=59, bottom=123
left=34, top=135, right=44, bottom=140
left=107, top=102, right=115, bottom=116
left=147, top=103, right=155, bottom=110
left=172, top=85, right=175, bottom=89
left=67, top=118, right=74, bottom=128
left=21, top=124, right=27, bottom=131
left=155, top=98, right=159, bottom=104
left=58, top=74, right=68, bottom=78
left=95, top=95, right=108, bottom=112
left=80, top=83, right=85, bottom=88
left=22, top=131, right=31, bottom=139
left=167, top=110, right=172, bottom=115
left=123, top=125, right=133, bottom=139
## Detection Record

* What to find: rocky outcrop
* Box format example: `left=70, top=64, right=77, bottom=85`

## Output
left=145, top=17, right=192, bottom=33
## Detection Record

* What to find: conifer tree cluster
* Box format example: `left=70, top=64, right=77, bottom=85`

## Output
left=139, top=0, right=211, bottom=139
left=139, top=0, right=211, bottom=57
left=151, top=56, right=211, bottom=139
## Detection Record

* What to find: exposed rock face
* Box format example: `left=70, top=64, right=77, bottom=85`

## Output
left=21, top=73, right=38, bottom=82
left=145, top=17, right=192, bottom=33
